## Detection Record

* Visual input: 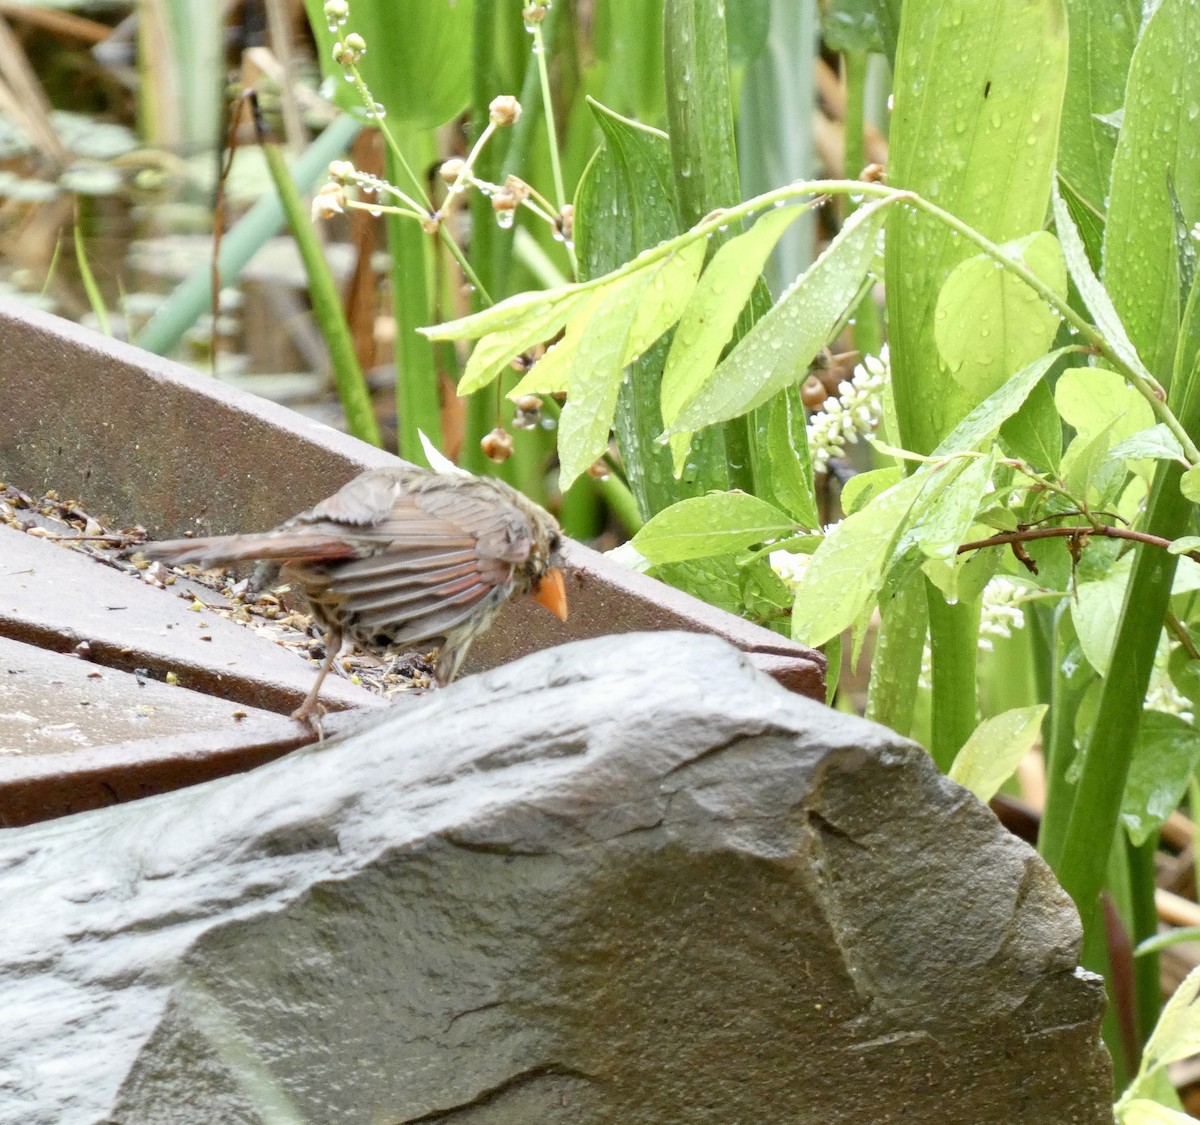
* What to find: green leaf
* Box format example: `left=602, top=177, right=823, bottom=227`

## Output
left=1057, top=0, right=1137, bottom=244
left=654, top=555, right=744, bottom=613
left=911, top=451, right=998, bottom=562
left=841, top=466, right=903, bottom=516
left=791, top=472, right=926, bottom=648
left=998, top=379, right=1062, bottom=472
left=1103, top=0, right=1200, bottom=383
left=948, top=705, right=1048, bottom=803
left=765, top=392, right=819, bottom=527
left=1120, top=711, right=1200, bottom=846
left=661, top=203, right=811, bottom=427
left=1062, top=421, right=1127, bottom=503
left=1169, top=536, right=1200, bottom=557
left=1056, top=365, right=1155, bottom=445
left=1182, top=467, right=1200, bottom=504
left=1072, top=553, right=1133, bottom=676
left=622, top=242, right=706, bottom=363
left=631, top=492, right=796, bottom=564
left=1117, top=1098, right=1200, bottom=1125
left=422, top=284, right=584, bottom=342
left=668, top=196, right=891, bottom=435
left=1137, top=963, right=1200, bottom=1081
left=1051, top=182, right=1156, bottom=386
left=933, top=231, right=1066, bottom=399
left=558, top=273, right=657, bottom=489
left=458, top=291, right=591, bottom=396
left=821, top=0, right=885, bottom=52
left=931, top=348, right=1071, bottom=459
left=1108, top=424, right=1190, bottom=467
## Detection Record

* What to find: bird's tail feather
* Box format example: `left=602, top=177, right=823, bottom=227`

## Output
left=140, top=532, right=358, bottom=568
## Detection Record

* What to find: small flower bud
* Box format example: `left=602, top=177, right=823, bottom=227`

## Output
left=327, top=159, right=356, bottom=183
left=489, top=95, right=522, bottom=127
left=481, top=426, right=514, bottom=463
left=522, top=3, right=548, bottom=26
left=555, top=203, right=574, bottom=243
left=332, top=32, right=366, bottom=66
left=311, top=181, right=346, bottom=221
left=512, top=394, right=543, bottom=430
left=586, top=458, right=611, bottom=480
left=800, top=375, right=827, bottom=409
left=503, top=175, right=532, bottom=204
left=439, top=157, right=466, bottom=185
left=323, top=0, right=349, bottom=28
left=491, top=188, right=518, bottom=216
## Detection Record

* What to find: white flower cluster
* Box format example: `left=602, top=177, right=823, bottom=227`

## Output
left=806, top=345, right=889, bottom=472
left=768, top=548, right=811, bottom=593
left=977, top=576, right=1025, bottom=653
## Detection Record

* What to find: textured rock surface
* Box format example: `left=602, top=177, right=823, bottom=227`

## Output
left=0, top=632, right=1110, bottom=1123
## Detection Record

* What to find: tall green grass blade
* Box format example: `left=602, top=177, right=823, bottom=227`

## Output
left=1102, top=0, right=1200, bottom=387
left=260, top=135, right=380, bottom=447
left=137, top=114, right=363, bottom=356
left=73, top=224, right=110, bottom=338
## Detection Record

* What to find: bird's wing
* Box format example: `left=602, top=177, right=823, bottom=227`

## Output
left=311, top=489, right=521, bottom=638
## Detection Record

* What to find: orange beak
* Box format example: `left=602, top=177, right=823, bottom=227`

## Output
left=530, top=566, right=569, bottom=621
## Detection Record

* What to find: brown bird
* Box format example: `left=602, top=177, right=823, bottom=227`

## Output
left=140, top=465, right=568, bottom=723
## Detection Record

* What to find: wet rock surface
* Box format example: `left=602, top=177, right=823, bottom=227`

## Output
left=0, top=632, right=1110, bottom=1123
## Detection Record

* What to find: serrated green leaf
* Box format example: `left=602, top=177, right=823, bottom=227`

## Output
left=933, top=231, right=1066, bottom=400
left=459, top=291, right=591, bottom=395
left=1051, top=182, right=1156, bottom=385
left=948, top=705, right=1048, bottom=802
left=668, top=196, right=890, bottom=434
left=1108, top=424, right=1190, bottom=467
left=661, top=203, right=812, bottom=427
left=558, top=274, right=657, bottom=488
left=422, top=283, right=585, bottom=342
left=631, top=491, right=796, bottom=563
left=791, top=471, right=926, bottom=648
left=1120, top=711, right=1200, bottom=846
left=930, top=348, right=1070, bottom=459
left=622, top=239, right=706, bottom=365
left=508, top=289, right=608, bottom=398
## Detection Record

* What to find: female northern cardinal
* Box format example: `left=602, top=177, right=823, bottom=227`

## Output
left=140, top=466, right=568, bottom=722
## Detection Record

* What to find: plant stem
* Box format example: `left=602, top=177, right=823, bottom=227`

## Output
left=926, top=590, right=981, bottom=770
left=259, top=123, right=380, bottom=446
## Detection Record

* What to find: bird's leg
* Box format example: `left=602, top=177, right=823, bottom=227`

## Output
left=291, top=630, right=341, bottom=730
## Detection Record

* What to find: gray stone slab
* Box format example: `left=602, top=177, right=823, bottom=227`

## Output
left=0, top=523, right=378, bottom=715
left=0, top=636, right=281, bottom=755
left=0, top=632, right=1109, bottom=1124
